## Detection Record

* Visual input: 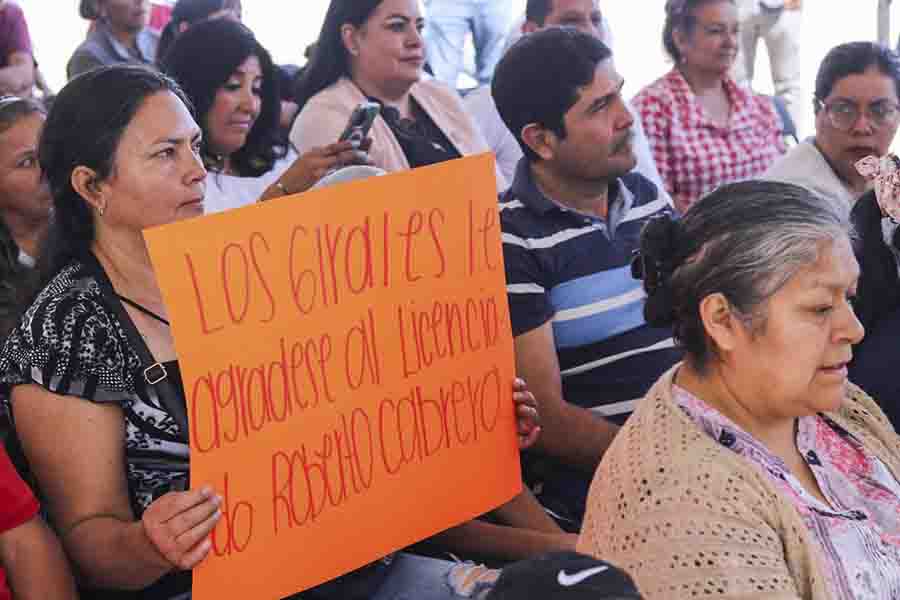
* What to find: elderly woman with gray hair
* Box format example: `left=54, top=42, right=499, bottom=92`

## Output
left=576, top=180, right=900, bottom=600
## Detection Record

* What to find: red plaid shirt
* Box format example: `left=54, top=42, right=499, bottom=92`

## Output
left=632, top=69, right=785, bottom=213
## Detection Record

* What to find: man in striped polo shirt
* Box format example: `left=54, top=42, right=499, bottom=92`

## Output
left=492, top=27, right=683, bottom=529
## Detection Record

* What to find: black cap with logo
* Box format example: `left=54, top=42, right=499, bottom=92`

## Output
left=485, top=552, right=643, bottom=600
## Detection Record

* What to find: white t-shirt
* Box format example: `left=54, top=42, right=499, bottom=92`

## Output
left=763, top=138, right=856, bottom=218
left=202, top=150, right=298, bottom=214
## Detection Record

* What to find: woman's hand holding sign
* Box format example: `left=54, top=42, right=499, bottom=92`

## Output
left=142, top=486, right=223, bottom=571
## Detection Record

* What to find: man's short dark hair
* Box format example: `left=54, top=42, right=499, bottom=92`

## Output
left=491, top=27, right=613, bottom=162
left=525, top=0, right=554, bottom=25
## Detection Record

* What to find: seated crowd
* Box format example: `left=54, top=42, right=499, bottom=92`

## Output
left=0, top=0, right=899, bottom=599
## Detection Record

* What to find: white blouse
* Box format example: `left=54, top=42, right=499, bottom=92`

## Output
left=202, top=150, right=298, bottom=214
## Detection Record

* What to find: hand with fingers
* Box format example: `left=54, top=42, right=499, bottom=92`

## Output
left=513, top=377, right=541, bottom=449
left=142, top=486, right=223, bottom=571
left=266, top=139, right=373, bottom=199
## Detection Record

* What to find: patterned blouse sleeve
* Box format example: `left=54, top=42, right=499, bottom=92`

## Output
left=632, top=86, right=676, bottom=199
left=0, top=284, right=136, bottom=405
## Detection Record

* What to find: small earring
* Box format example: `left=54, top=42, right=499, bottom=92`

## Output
left=98, top=202, right=105, bottom=217
left=350, top=47, right=359, bottom=56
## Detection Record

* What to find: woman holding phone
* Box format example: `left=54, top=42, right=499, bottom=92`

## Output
left=292, top=0, right=508, bottom=191
left=161, top=18, right=370, bottom=214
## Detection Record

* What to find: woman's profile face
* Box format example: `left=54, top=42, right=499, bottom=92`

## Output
left=100, top=0, right=150, bottom=32
left=348, top=0, right=426, bottom=93
left=721, top=235, right=863, bottom=418
left=97, top=91, right=207, bottom=230
left=205, top=54, right=263, bottom=158
left=675, top=1, right=738, bottom=77
left=0, top=112, right=51, bottom=222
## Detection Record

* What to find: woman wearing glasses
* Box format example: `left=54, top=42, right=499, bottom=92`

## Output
left=766, top=44, right=900, bottom=434
left=631, top=0, right=785, bottom=213
left=766, top=42, right=900, bottom=216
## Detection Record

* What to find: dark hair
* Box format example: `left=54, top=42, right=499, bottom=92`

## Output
left=634, top=180, right=850, bottom=373
left=492, top=27, right=612, bottom=162
left=36, top=65, right=192, bottom=287
left=161, top=18, right=285, bottom=178
left=0, top=221, right=30, bottom=339
left=0, top=98, right=48, bottom=336
left=157, top=0, right=232, bottom=64
left=0, top=97, right=46, bottom=136
left=662, top=0, right=734, bottom=63
left=814, top=41, right=900, bottom=107
left=79, top=0, right=98, bottom=20
left=525, top=0, right=554, bottom=25
left=294, top=0, right=383, bottom=109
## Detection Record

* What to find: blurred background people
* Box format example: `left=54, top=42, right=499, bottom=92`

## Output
left=292, top=0, right=507, bottom=190
left=67, top=0, right=158, bottom=79
left=766, top=42, right=900, bottom=214
left=422, top=0, right=513, bottom=89
left=155, top=0, right=241, bottom=62
left=733, top=0, right=803, bottom=129
left=0, top=1, right=34, bottom=97
left=633, top=0, right=784, bottom=213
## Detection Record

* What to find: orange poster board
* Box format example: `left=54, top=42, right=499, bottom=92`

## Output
left=144, top=154, right=522, bottom=600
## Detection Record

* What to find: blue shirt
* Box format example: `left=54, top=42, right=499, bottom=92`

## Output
left=502, top=159, right=682, bottom=422
left=501, top=159, right=683, bottom=526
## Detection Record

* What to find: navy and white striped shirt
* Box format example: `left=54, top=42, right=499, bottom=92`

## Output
left=502, top=159, right=682, bottom=424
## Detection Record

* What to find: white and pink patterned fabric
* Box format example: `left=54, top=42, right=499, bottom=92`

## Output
left=632, top=69, right=785, bottom=213
left=856, top=154, right=900, bottom=223
left=674, top=385, right=900, bottom=600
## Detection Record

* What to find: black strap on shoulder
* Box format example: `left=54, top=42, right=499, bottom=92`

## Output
left=83, top=253, right=189, bottom=443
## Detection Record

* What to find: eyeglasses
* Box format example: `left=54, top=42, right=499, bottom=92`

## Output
left=0, top=96, right=24, bottom=110
left=815, top=97, right=900, bottom=131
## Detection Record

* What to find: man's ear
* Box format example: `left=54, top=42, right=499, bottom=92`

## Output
left=521, top=123, right=556, bottom=162
left=522, top=20, right=539, bottom=35
left=70, top=166, right=106, bottom=215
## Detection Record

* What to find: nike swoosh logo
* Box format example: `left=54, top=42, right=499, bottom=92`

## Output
left=557, top=565, right=609, bottom=587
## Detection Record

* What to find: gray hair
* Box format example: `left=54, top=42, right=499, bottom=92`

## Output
left=638, top=180, right=851, bottom=372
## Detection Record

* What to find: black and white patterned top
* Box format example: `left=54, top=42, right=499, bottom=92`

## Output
left=0, top=256, right=189, bottom=515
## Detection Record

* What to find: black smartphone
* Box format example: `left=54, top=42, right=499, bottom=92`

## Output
left=338, top=101, right=381, bottom=142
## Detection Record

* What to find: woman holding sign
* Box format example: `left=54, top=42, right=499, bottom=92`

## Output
left=0, top=64, right=543, bottom=600
left=162, top=18, right=371, bottom=214
left=292, top=0, right=508, bottom=191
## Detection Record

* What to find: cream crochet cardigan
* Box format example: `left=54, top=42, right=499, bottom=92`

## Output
left=577, top=365, right=900, bottom=600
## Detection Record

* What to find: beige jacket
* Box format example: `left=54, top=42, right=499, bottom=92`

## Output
left=290, top=77, right=507, bottom=192
left=577, top=365, right=900, bottom=600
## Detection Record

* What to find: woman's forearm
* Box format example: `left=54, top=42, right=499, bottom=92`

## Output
left=0, top=518, right=78, bottom=600
left=64, top=516, right=173, bottom=591
left=491, top=489, right=562, bottom=533
left=427, top=520, right=576, bottom=562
